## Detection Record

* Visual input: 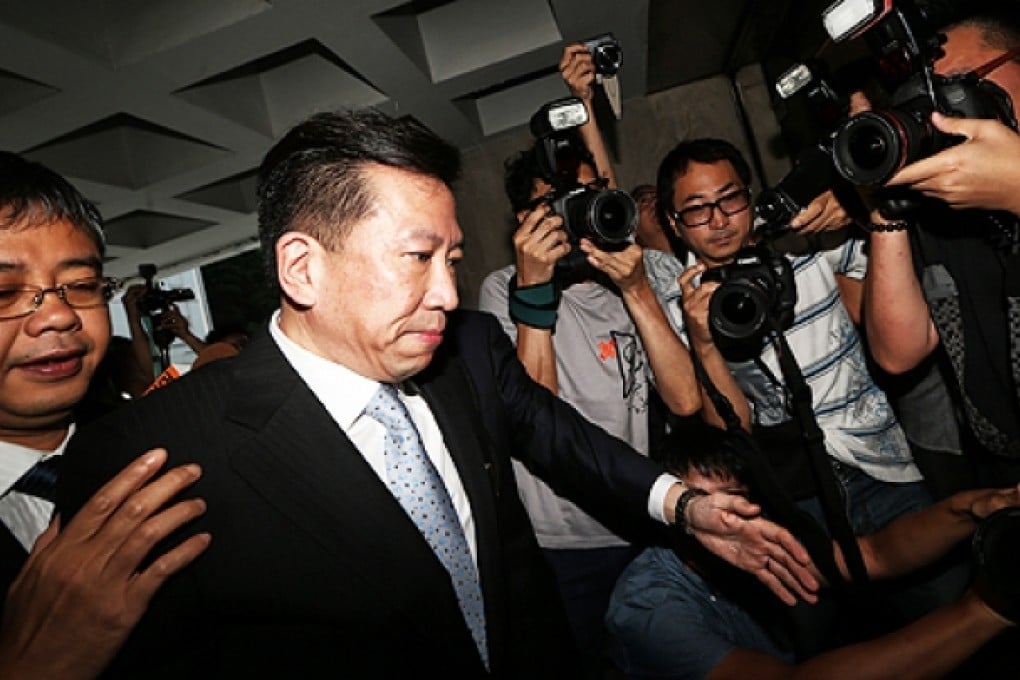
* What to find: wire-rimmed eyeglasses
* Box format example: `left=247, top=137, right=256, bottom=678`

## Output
left=0, top=277, right=121, bottom=321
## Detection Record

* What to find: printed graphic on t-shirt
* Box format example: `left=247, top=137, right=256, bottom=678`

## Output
left=610, top=330, right=647, bottom=413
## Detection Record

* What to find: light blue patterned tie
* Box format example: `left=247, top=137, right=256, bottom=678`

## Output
left=364, top=383, right=488, bottom=668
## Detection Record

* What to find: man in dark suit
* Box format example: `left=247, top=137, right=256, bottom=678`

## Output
left=58, top=109, right=817, bottom=677
left=0, top=152, right=210, bottom=678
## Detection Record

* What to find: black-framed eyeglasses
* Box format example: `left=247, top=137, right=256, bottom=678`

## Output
left=0, top=277, right=121, bottom=321
left=669, top=187, right=751, bottom=228
left=525, top=177, right=611, bottom=211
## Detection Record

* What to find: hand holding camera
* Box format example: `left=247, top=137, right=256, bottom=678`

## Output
left=885, top=113, right=1020, bottom=215
left=512, top=203, right=571, bottom=287
left=559, top=43, right=598, bottom=101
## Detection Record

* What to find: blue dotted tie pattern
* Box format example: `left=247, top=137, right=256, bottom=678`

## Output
left=364, top=383, right=488, bottom=668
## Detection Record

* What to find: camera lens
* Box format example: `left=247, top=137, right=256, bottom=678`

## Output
left=564, top=188, right=636, bottom=246
left=709, top=280, right=770, bottom=344
left=847, top=126, right=889, bottom=172
left=832, top=112, right=903, bottom=185
left=595, top=44, right=621, bottom=76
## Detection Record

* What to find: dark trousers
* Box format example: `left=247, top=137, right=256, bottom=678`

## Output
left=543, top=545, right=639, bottom=679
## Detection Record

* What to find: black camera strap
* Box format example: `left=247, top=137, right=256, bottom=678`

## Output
left=687, top=349, right=848, bottom=589
left=765, top=325, right=869, bottom=586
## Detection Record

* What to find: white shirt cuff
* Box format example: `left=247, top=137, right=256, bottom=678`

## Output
left=648, top=472, right=683, bottom=524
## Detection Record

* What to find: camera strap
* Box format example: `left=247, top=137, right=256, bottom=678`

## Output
left=767, top=326, right=869, bottom=586
left=687, top=349, right=848, bottom=589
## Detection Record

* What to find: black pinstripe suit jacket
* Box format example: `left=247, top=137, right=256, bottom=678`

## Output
left=57, top=310, right=662, bottom=678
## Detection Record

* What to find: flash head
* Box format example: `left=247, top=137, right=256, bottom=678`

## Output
left=823, top=0, right=891, bottom=42
left=530, top=97, right=588, bottom=139
left=776, top=63, right=816, bottom=100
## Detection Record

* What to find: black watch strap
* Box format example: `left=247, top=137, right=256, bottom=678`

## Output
left=675, top=487, right=709, bottom=535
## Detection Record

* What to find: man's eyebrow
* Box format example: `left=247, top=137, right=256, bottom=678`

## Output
left=0, top=256, right=102, bottom=275
left=680, top=182, right=738, bottom=206
left=404, top=229, right=464, bottom=251
left=58, top=256, right=103, bottom=271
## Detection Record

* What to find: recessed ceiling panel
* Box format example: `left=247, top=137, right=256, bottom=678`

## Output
left=0, top=69, right=59, bottom=117
left=23, top=115, right=231, bottom=190
left=464, top=71, right=567, bottom=137
left=104, top=210, right=215, bottom=250
left=178, top=170, right=259, bottom=214
left=177, top=40, right=387, bottom=137
left=0, top=0, right=272, bottom=67
left=420, top=0, right=561, bottom=82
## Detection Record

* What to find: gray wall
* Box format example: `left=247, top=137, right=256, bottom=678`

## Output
left=453, top=62, right=791, bottom=309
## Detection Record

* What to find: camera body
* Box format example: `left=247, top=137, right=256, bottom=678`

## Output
left=583, top=33, right=622, bottom=77
left=701, top=245, right=797, bottom=358
left=755, top=143, right=843, bottom=236
left=769, top=0, right=1018, bottom=218
left=528, top=97, right=637, bottom=282
left=547, top=184, right=636, bottom=250
left=831, top=71, right=1016, bottom=186
left=137, top=263, right=195, bottom=321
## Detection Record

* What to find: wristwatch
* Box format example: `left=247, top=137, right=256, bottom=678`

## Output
left=675, top=487, right=709, bottom=535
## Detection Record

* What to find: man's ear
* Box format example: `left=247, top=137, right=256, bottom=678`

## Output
left=276, top=231, right=319, bottom=308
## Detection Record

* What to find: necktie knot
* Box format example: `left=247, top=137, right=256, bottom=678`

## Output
left=12, top=456, right=63, bottom=502
left=363, top=383, right=411, bottom=432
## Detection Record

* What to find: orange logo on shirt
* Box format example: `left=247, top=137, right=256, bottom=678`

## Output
left=598, top=339, right=617, bottom=361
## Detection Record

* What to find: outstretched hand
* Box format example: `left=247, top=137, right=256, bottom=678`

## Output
left=0, top=448, right=210, bottom=680
left=687, top=492, right=819, bottom=605
left=968, top=483, right=1020, bottom=521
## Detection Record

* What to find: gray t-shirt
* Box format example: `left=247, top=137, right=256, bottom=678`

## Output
left=478, top=265, right=650, bottom=549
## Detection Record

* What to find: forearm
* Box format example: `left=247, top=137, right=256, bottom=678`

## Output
left=854, top=491, right=981, bottom=580
left=177, top=332, right=207, bottom=355
left=577, top=99, right=618, bottom=189
left=790, top=591, right=1010, bottom=680
left=621, top=282, right=700, bottom=416
left=692, top=341, right=752, bottom=431
left=126, top=316, right=156, bottom=381
left=514, top=323, right=558, bottom=393
left=862, top=229, right=938, bottom=373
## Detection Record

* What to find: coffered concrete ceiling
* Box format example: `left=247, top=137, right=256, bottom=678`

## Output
left=0, top=0, right=834, bottom=279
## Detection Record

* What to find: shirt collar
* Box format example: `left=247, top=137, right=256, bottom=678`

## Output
left=267, top=310, right=380, bottom=431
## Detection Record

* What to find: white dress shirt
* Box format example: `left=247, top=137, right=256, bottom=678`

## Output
left=268, top=312, right=479, bottom=564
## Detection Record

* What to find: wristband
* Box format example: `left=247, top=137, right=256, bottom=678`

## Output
left=508, top=278, right=559, bottom=330
left=675, top=486, right=709, bottom=535
left=864, top=220, right=910, bottom=233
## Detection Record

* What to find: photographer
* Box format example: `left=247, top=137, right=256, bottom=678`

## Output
left=477, top=42, right=735, bottom=678
left=606, top=425, right=1019, bottom=680
left=650, top=137, right=969, bottom=654
left=863, top=2, right=1020, bottom=487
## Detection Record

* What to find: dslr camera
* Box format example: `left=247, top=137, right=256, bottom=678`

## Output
left=701, top=245, right=797, bottom=359
left=528, top=97, right=637, bottom=282
left=137, top=263, right=195, bottom=325
left=778, top=0, right=1017, bottom=189
left=583, top=33, right=622, bottom=77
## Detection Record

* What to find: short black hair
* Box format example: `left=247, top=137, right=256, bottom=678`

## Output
left=0, top=151, right=105, bottom=256
left=256, top=109, right=461, bottom=284
left=655, top=138, right=752, bottom=227
left=655, top=422, right=750, bottom=486
left=503, top=132, right=598, bottom=214
left=942, top=0, right=1020, bottom=53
